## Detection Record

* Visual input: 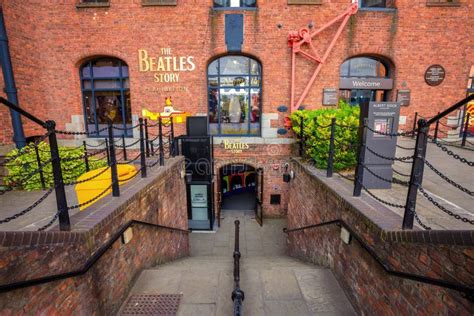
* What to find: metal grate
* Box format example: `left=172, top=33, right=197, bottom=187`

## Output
left=121, top=294, right=182, bottom=316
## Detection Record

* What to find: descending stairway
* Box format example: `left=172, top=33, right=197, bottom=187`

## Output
left=121, top=210, right=355, bottom=316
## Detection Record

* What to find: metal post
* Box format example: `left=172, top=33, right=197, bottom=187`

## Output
left=461, top=113, right=470, bottom=147
left=34, top=145, right=46, bottom=190
left=144, top=119, right=150, bottom=158
left=232, top=219, right=244, bottom=315
left=139, top=118, right=147, bottom=178
left=403, top=119, right=429, bottom=230
left=327, top=118, right=336, bottom=178
left=299, top=116, right=304, bottom=157
left=170, top=117, right=175, bottom=157
left=45, top=121, right=70, bottom=231
left=121, top=134, right=127, bottom=161
left=105, top=138, right=110, bottom=165
left=353, top=118, right=368, bottom=197
left=433, top=112, right=440, bottom=143
left=108, top=122, right=120, bottom=197
left=83, top=141, right=90, bottom=172
left=150, top=138, right=155, bottom=156
left=159, top=117, right=164, bottom=166
left=412, top=112, right=418, bottom=139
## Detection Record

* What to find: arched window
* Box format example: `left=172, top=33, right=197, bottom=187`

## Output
left=339, top=56, right=392, bottom=106
left=208, top=55, right=262, bottom=136
left=80, top=57, right=131, bottom=137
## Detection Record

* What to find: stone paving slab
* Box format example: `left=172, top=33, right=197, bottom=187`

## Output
left=124, top=211, right=356, bottom=316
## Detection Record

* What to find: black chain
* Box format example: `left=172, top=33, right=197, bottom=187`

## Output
left=116, top=138, right=140, bottom=148
left=0, top=188, right=54, bottom=224
left=424, top=160, right=473, bottom=196
left=396, top=144, right=415, bottom=150
left=55, top=126, right=108, bottom=135
left=364, top=124, right=414, bottom=137
left=118, top=153, right=141, bottom=165
left=1, top=132, right=51, bottom=166
left=430, top=137, right=474, bottom=166
left=366, top=146, right=414, bottom=163
left=337, top=172, right=354, bottom=182
left=314, top=122, right=332, bottom=129
left=38, top=211, right=61, bottom=231
left=360, top=164, right=409, bottom=187
left=418, top=186, right=474, bottom=224
left=64, top=167, right=111, bottom=186
left=67, top=184, right=114, bottom=210
left=412, top=209, right=432, bottom=230
left=118, top=168, right=142, bottom=182
left=393, top=169, right=410, bottom=177
left=112, top=123, right=140, bottom=131
left=358, top=180, right=406, bottom=209
left=335, top=123, right=358, bottom=129
left=85, top=141, right=106, bottom=148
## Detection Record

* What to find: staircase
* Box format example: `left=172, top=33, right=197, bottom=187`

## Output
left=121, top=210, right=355, bottom=315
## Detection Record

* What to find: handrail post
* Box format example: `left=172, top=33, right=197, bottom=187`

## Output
left=403, top=119, right=428, bottom=230
left=144, top=119, right=150, bottom=158
left=139, top=118, right=147, bottom=178
left=299, top=116, right=304, bottom=157
left=232, top=220, right=244, bottom=316
left=461, top=112, right=470, bottom=147
left=34, top=145, right=46, bottom=190
left=45, top=121, right=70, bottom=231
left=433, top=112, right=440, bottom=143
left=150, top=137, right=155, bottom=156
left=159, top=117, right=164, bottom=166
left=83, top=141, right=90, bottom=172
left=353, top=118, right=368, bottom=196
left=412, top=112, right=418, bottom=138
left=327, top=117, right=336, bottom=177
left=170, top=116, right=175, bottom=157
left=105, top=138, right=110, bottom=165
left=121, top=134, right=127, bottom=161
left=108, top=122, right=120, bottom=197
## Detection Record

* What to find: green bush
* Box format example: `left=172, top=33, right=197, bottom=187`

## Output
left=290, top=100, right=360, bottom=171
left=4, top=142, right=107, bottom=191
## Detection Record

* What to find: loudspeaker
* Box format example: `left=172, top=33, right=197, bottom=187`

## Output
left=186, top=116, right=208, bottom=136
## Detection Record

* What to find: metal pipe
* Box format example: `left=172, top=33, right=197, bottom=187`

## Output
left=0, top=9, right=26, bottom=148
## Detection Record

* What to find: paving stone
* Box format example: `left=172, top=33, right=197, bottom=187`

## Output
left=261, top=269, right=303, bottom=300
left=264, top=300, right=311, bottom=316
left=177, top=303, right=216, bottom=316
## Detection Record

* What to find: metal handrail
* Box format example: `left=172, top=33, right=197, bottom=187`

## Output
left=0, top=96, right=46, bottom=127
left=426, top=94, right=474, bottom=126
left=232, top=220, right=244, bottom=315
left=283, top=219, right=474, bottom=302
left=0, top=220, right=189, bottom=293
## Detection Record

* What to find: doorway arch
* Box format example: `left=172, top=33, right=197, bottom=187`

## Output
left=219, top=163, right=257, bottom=211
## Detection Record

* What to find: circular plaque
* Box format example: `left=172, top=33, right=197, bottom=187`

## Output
left=425, top=65, right=446, bottom=86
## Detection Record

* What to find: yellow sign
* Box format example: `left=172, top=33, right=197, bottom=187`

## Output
left=223, top=140, right=250, bottom=154
left=138, top=48, right=195, bottom=83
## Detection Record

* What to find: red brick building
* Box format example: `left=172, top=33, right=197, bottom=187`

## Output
left=0, top=0, right=472, bottom=220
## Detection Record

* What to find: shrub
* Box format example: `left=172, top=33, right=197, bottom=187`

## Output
left=4, top=142, right=107, bottom=191
left=290, top=100, right=360, bottom=171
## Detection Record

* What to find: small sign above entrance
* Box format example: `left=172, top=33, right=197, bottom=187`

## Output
left=425, top=65, right=445, bottom=86
left=339, top=78, right=393, bottom=90
left=222, top=139, right=250, bottom=154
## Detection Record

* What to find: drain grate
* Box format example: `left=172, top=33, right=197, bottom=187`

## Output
left=121, top=294, right=182, bottom=316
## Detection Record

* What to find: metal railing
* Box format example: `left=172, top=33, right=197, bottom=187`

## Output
left=0, top=96, right=177, bottom=231
left=283, top=219, right=474, bottom=302
left=232, top=220, right=244, bottom=316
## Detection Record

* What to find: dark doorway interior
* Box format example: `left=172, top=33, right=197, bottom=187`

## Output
left=220, top=164, right=256, bottom=211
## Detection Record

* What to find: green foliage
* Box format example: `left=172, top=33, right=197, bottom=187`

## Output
left=290, top=100, right=360, bottom=171
left=5, top=142, right=107, bottom=191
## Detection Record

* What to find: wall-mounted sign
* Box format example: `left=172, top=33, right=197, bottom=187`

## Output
left=339, top=78, right=393, bottom=90
left=425, top=65, right=445, bottom=86
left=222, top=139, right=250, bottom=154
left=323, top=88, right=338, bottom=106
left=397, top=89, right=411, bottom=106
left=138, top=48, right=195, bottom=83
left=288, top=0, right=322, bottom=4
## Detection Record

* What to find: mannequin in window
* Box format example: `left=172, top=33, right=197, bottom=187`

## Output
left=229, top=95, right=242, bottom=123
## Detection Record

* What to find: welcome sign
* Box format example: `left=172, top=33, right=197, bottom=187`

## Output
left=339, top=78, right=393, bottom=90
left=138, top=48, right=195, bottom=83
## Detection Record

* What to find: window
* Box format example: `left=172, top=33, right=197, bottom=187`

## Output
left=360, top=0, right=386, bottom=8
left=208, top=55, right=262, bottom=136
left=213, top=0, right=256, bottom=8
left=340, top=57, right=388, bottom=78
left=80, top=58, right=132, bottom=137
left=142, top=0, right=177, bottom=5
left=426, top=0, right=460, bottom=6
left=77, top=0, right=109, bottom=7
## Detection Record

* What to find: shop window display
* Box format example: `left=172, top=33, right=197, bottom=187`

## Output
left=208, top=56, right=262, bottom=136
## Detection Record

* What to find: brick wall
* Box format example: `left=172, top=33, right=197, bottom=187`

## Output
left=286, top=158, right=473, bottom=315
left=0, top=0, right=472, bottom=144
left=0, top=157, right=189, bottom=315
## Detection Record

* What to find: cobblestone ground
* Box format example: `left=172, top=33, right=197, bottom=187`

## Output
left=344, top=138, right=474, bottom=230
left=124, top=210, right=355, bottom=316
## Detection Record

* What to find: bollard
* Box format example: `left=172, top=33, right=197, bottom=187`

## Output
left=353, top=118, right=368, bottom=197
left=461, top=113, right=470, bottom=147
left=159, top=117, right=164, bottom=166
left=121, top=134, right=127, bottom=161
left=107, top=122, right=120, bottom=197
left=170, top=117, right=175, bottom=157
left=327, top=118, right=336, bottom=178
left=34, top=145, right=46, bottom=190
left=139, top=118, right=147, bottom=178
left=45, top=120, right=70, bottom=231
left=433, top=112, right=440, bottom=143
left=403, top=119, right=429, bottom=230
left=412, top=112, right=418, bottom=138
left=144, top=119, right=150, bottom=158
left=83, top=141, right=90, bottom=172
left=105, top=138, right=110, bottom=165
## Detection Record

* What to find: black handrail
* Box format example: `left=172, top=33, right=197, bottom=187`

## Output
left=0, top=96, right=46, bottom=127
left=426, top=94, right=474, bottom=126
left=283, top=220, right=474, bottom=302
left=232, top=220, right=244, bottom=315
left=0, top=220, right=189, bottom=293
